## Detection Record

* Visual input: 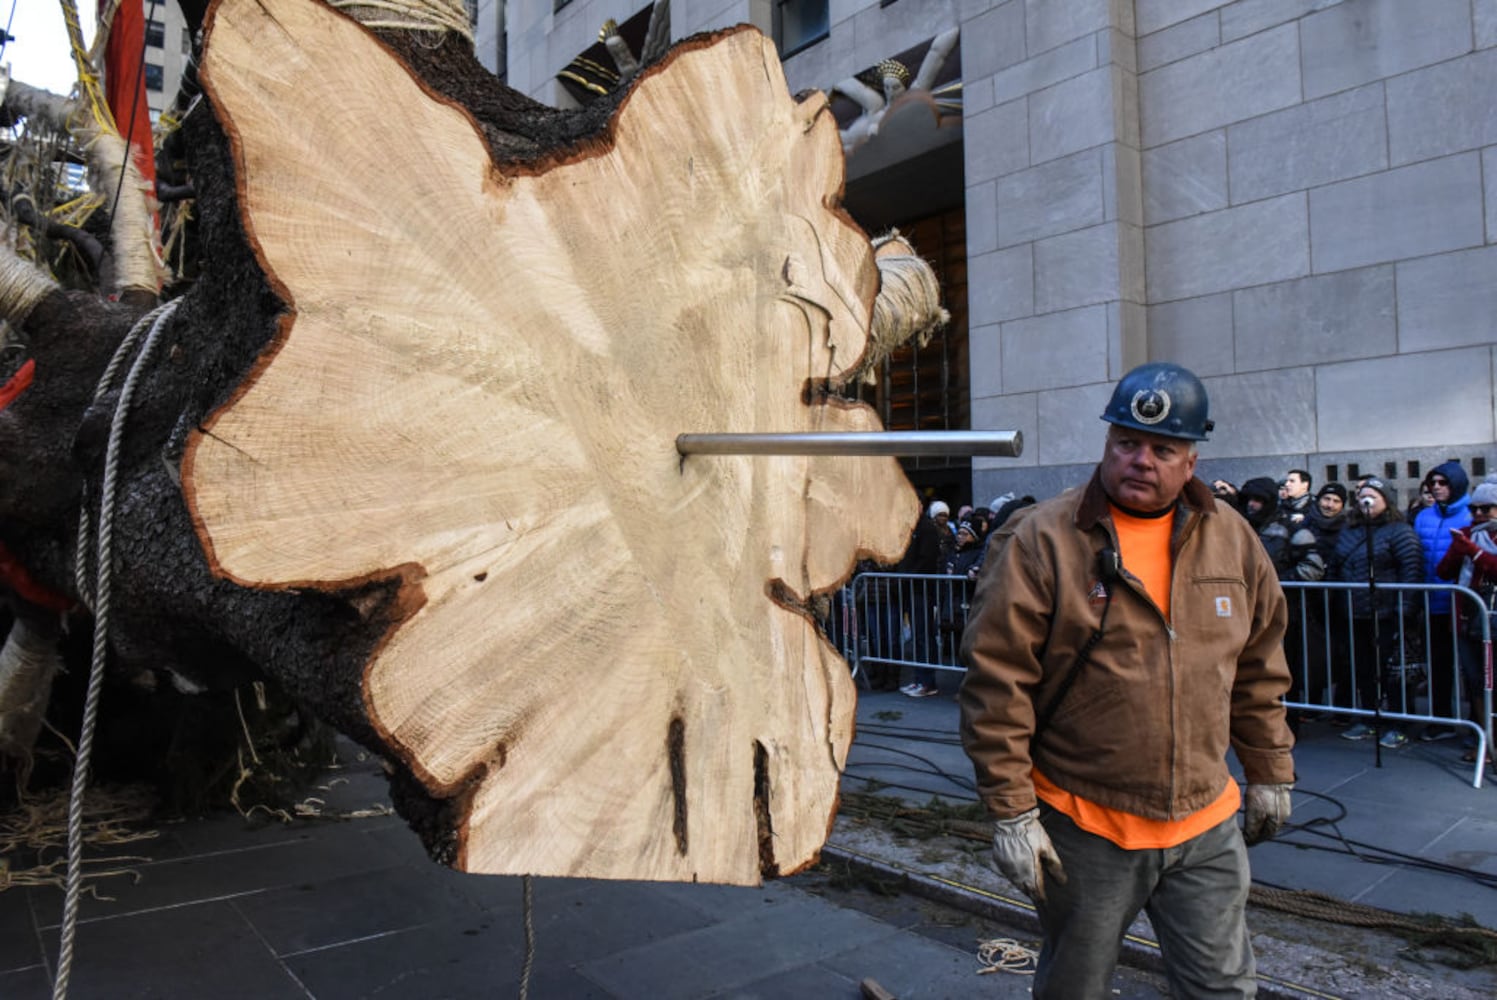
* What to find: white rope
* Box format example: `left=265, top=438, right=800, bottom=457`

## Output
left=976, top=936, right=1038, bottom=976
left=328, top=0, right=474, bottom=41
left=53, top=298, right=179, bottom=1000
left=0, top=244, right=60, bottom=326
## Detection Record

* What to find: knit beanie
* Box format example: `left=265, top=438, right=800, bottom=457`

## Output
left=1471, top=481, right=1497, bottom=507
left=1316, top=482, right=1348, bottom=504
left=1357, top=477, right=1398, bottom=511
left=928, top=500, right=950, bottom=519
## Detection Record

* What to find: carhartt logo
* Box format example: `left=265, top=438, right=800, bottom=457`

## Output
left=1088, top=580, right=1108, bottom=603
left=1215, top=596, right=1232, bottom=617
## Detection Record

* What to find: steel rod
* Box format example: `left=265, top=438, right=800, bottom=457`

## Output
left=675, top=430, right=1023, bottom=458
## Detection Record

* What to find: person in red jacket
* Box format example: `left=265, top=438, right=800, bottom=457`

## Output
left=1436, top=479, right=1497, bottom=764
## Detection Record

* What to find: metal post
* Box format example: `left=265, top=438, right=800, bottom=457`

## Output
left=675, top=430, right=1023, bottom=458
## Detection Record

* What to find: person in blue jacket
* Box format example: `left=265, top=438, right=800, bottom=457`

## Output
left=1413, top=462, right=1472, bottom=741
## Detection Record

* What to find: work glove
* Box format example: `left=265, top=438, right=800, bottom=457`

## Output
left=1243, top=783, right=1293, bottom=846
left=990, top=808, right=1066, bottom=903
left=1448, top=529, right=1479, bottom=560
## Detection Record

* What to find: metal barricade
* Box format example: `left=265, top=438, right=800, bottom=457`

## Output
left=1281, top=581, right=1492, bottom=788
left=835, top=572, right=976, bottom=681
left=824, top=575, right=1493, bottom=788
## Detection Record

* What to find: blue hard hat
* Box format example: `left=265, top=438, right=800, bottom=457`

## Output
left=1100, top=362, right=1213, bottom=441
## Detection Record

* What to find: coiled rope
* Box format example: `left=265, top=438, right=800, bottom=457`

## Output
left=53, top=299, right=180, bottom=1000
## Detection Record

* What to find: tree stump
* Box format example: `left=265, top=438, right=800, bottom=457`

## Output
left=169, top=0, right=917, bottom=883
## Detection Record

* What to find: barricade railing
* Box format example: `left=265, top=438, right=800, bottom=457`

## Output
left=830, top=572, right=976, bottom=679
left=1280, top=581, right=1491, bottom=788
left=825, top=574, right=1492, bottom=789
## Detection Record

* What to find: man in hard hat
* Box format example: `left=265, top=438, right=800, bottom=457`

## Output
left=959, top=362, right=1295, bottom=999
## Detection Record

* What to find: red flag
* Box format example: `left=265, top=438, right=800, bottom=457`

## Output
left=102, top=0, right=158, bottom=186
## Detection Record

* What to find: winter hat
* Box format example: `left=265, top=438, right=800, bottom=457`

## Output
left=1239, top=477, right=1279, bottom=504
left=1316, top=482, right=1348, bottom=504
left=989, top=492, right=1015, bottom=513
left=957, top=520, right=977, bottom=539
left=1471, top=481, right=1497, bottom=507
left=1426, top=461, right=1469, bottom=501
left=928, top=500, right=950, bottom=519
left=1357, top=477, right=1398, bottom=511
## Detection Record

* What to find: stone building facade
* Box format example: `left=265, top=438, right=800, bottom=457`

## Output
left=475, top=0, right=1497, bottom=507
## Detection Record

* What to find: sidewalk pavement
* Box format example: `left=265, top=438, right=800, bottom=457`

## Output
left=0, top=672, right=1493, bottom=999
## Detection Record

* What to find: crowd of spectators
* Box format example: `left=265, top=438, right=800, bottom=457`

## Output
left=850, top=463, right=1495, bottom=762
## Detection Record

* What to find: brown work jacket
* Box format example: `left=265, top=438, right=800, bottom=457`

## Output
left=958, top=471, right=1296, bottom=821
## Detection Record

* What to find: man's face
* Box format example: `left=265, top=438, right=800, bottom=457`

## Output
left=1427, top=473, right=1452, bottom=507
left=1285, top=472, right=1310, bottom=499
left=1318, top=493, right=1344, bottom=517
left=1099, top=427, right=1197, bottom=513
left=1245, top=497, right=1266, bottom=517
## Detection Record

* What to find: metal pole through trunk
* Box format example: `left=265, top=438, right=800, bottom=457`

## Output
left=675, top=430, right=1023, bottom=458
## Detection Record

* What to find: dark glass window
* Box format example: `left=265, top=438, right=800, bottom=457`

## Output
left=774, top=0, right=830, bottom=58
left=144, top=63, right=164, bottom=92
left=145, top=20, right=165, bottom=49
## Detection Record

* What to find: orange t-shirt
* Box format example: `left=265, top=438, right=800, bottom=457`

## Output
left=1031, top=503, right=1239, bottom=849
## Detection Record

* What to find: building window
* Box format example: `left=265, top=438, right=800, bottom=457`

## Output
left=144, top=63, right=165, bottom=92
left=774, top=0, right=829, bottom=58
left=145, top=19, right=165, bottom=49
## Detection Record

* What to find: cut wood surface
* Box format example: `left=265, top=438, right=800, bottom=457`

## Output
left=189, top=0, right=917, bottom=883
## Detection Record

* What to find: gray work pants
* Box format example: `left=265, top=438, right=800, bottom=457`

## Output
left=1032, top=805, right=1256, bottom=1000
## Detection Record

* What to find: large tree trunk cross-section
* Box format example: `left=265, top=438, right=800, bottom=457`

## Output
left=187, top=0, right=916, bottom=884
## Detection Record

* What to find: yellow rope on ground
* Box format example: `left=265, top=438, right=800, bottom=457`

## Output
left=328, top=0, right=474, bottom=41
left=0, top=784, right=157, bottom=898
left=976, top=937, right=1038, bottom=975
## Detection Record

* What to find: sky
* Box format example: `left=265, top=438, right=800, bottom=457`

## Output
left=3, top=1, right=98, bottom=97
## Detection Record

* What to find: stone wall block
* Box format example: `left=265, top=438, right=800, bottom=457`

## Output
left=1486, top=147, right=1497, bottom=243
left=968, top=323, right=1004, bottom=399
left=995, top=148, right=1106, bottom=246
left=1479, top=0, right=1497, bottom=50
left=1386, top=49, right=1497, bottom=167
left=1316, top=349, right=1495, bottom=451
left=992, top=35, right=1097, bottom=104
left=781, top=16, right=855, bottom=93
left=1109, top=299, right=1148, bottom=376
left=1219, top=0, right=1341, bottom=44
left=1037, top=381, right=1117, bottom=465
left=971, top=392, right=1039, bottom=470
left=1308, top=153, right=1484, bottom=273
left=1202, top=369, right=1318, bottom=458
left=1096, top=28, right=1138, bottom=74
left=1034, top=223, right=1120, bottom=314
left=963, top=2, right=1027, bottom=81
left=1139, top=23, right=1300, bottom=149
left=1396, top=246, right=1497, bottom=353
left=1147, top=293, right=1235, bottom=376
left=1024, top=0, right=1111, bottom=55
left=968, top=244, right=1035, bottom=326
left=1142, top=131, right=1228, bottom=226
left=1146, top=193, right=1309, bottom=302
left=850, top=0, right=969, bottom=71
left=1227, top=83, right=1387, bottom=204
left=967, top=180, right=999, bottom=256
left=1232, top=267, right=1396, bottom=372
left=1029, top=66, right=1116, bottom=164
left=963, top=74, right=997, bottom=117
left=1137, top=11, right=1220, bottom=73
left=1117, top=220, right=1146, bottom=304
left=965, top=99, right=1030, bottom=185
left=1135, top=0, right=1226, bottom=37
left=1105, top=144, right=1145, bottom=227
left=1299, top=0, right=1472, bottom=101
left=1000, top=305, right=1111, bottom=394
